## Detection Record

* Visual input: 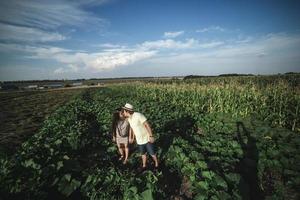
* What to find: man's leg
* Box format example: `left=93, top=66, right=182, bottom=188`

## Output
left=138, top=144, right=147, bottom=168
left=138, top=144, right=147, bottom=170
left=151, top=155, right=159, bottom=167
left=146, top=142, right=159, bottom=167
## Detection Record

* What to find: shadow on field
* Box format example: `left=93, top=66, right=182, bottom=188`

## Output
left=48, top=112, right=103, bottom=200
left=236, top=121, right=264, bottom=200
left=156, top=116, right=198, bottom=199
left=158, top=116, right=198, bottom=156
left=76, top=112, right=103, bottom=166
left=157, top=116, right=266, bottom=199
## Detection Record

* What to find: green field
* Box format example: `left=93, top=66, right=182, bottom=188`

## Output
left=0, top=89, right=86, bottom=155
left=1, top=75, right=299, bottom=200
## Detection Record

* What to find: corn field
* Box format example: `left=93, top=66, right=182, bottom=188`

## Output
left=0, top=75, right=299, bottom=199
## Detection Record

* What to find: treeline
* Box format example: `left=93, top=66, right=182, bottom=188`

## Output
left=1, top=79, right=86, bottom=84
left=183, top=72, right=299, bottom=80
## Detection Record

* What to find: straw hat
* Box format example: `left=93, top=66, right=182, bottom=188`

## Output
left=122, top=103, right=134, bottom=111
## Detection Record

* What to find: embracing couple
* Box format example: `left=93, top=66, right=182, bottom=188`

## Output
left=112, top=103, right=159, bottom=171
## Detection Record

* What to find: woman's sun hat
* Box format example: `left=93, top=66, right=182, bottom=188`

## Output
left=122, top=103, right=134, bottom=112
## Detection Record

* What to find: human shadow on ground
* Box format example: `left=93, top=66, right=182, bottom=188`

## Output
left=157, top=116, right=266, bottom=200
left=236, top=121, right=264, bottom=200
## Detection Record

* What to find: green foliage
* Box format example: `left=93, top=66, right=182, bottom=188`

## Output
left=1, top=76, right=300, bottom=199
left=58, top=174, right=81, bottom=197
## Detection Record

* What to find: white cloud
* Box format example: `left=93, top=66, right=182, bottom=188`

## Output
left=235, top=36, right=253, bottom=44
left=96, top=43, right=125, bottom=49
left=141, top=38, right=198, bottom=49
left=2, top=32, right=300, bottom=77
left=164, top=31, right=184, bottom=38
left=140, top=38, right=224, bottom=50
left=54, top=67, right=65, bottom=74
left=0, top=36, right=229, bottom=75
left=146, top=33, right=300, bottom=73
left=0, top=42, right=156, bottom=73
left=0, top=43, right=71, bottom=55
left=198, top=41, right=224, bottom=48
left=88, top=50, right=157, bottom=71
left=75, top=0, right=111, bottom=7
left=0, top=23, right=66, bottom=42
left=196, top=26, right=225, bottom=33
left=0, top=0, right=108, bottom=30
left=209, top=33, right=300, bottom=58
left=54, top=64, right=80, bottom=74
left=51, top=49, right=157, bottom=73
left=34, top=38, right=224, bottom=73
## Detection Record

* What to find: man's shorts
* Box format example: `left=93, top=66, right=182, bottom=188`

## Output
left=138, top=142, right=155, bottom=156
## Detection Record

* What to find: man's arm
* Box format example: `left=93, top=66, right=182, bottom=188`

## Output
left=144, top=121, right=153, bottom=136
left=144, top=121, right=154, bottom=143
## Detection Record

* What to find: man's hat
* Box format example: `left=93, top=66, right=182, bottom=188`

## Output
left=122, top=103, right=134, bottom=112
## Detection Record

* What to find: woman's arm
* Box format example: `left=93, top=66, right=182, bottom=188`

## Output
left=112, top=120, right=116, bottom=142
left=112, top=129, right=116, bottom=142
left=129, top=128, right=134, bottom=143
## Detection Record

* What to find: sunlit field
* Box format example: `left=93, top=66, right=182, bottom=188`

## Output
left=1, top=75, right=299, bottom=199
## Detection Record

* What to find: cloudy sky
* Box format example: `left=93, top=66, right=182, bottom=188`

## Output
left=0, top=0, right=300, bottom=81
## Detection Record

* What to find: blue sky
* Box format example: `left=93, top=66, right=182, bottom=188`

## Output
left=0, top=0, right=300, bottom=81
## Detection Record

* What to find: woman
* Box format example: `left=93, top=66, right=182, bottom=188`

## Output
left=112, top=108, right=131, bottom=164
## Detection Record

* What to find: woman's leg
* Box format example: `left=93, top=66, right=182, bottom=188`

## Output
left=123, top=143, right=129, bottom=164
left=117, top=143, right=124, bottom=159
left=141, top=154, right=147, bottom=168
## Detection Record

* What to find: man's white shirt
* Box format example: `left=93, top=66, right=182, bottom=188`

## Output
left=128, top=112, right=149, bottom=145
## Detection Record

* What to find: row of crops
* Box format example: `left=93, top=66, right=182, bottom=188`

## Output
left=0, top=89, right=85, bottom=155
left=1, top=76, right=300, bottom=199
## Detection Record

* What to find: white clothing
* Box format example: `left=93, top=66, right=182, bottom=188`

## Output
left=127, top=112, right=149, bottom=145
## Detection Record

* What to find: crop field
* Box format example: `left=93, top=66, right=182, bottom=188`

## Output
left=0, top=89, right=86, bottom=155
left=0, top=75, right=300, bottom=200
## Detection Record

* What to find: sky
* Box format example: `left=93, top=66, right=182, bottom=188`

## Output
left=0, top=0, right=300, bottom=81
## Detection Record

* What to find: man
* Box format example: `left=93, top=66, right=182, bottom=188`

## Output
left=122, top=103, right=159, bottom=171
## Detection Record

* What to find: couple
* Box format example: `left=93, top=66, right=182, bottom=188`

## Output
left=112, top=103, right=159, bottom=170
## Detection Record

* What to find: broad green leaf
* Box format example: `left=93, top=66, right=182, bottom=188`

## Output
left=141, top=189, right=153, bottom=200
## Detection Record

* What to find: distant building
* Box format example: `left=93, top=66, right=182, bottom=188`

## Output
left=43, top=83, right=63, bottom=88
left=2, top=84, right=19, bottom=90
left=27, top=85, right=38, bottom=89
left=71, top=82, right=83, bottom=86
